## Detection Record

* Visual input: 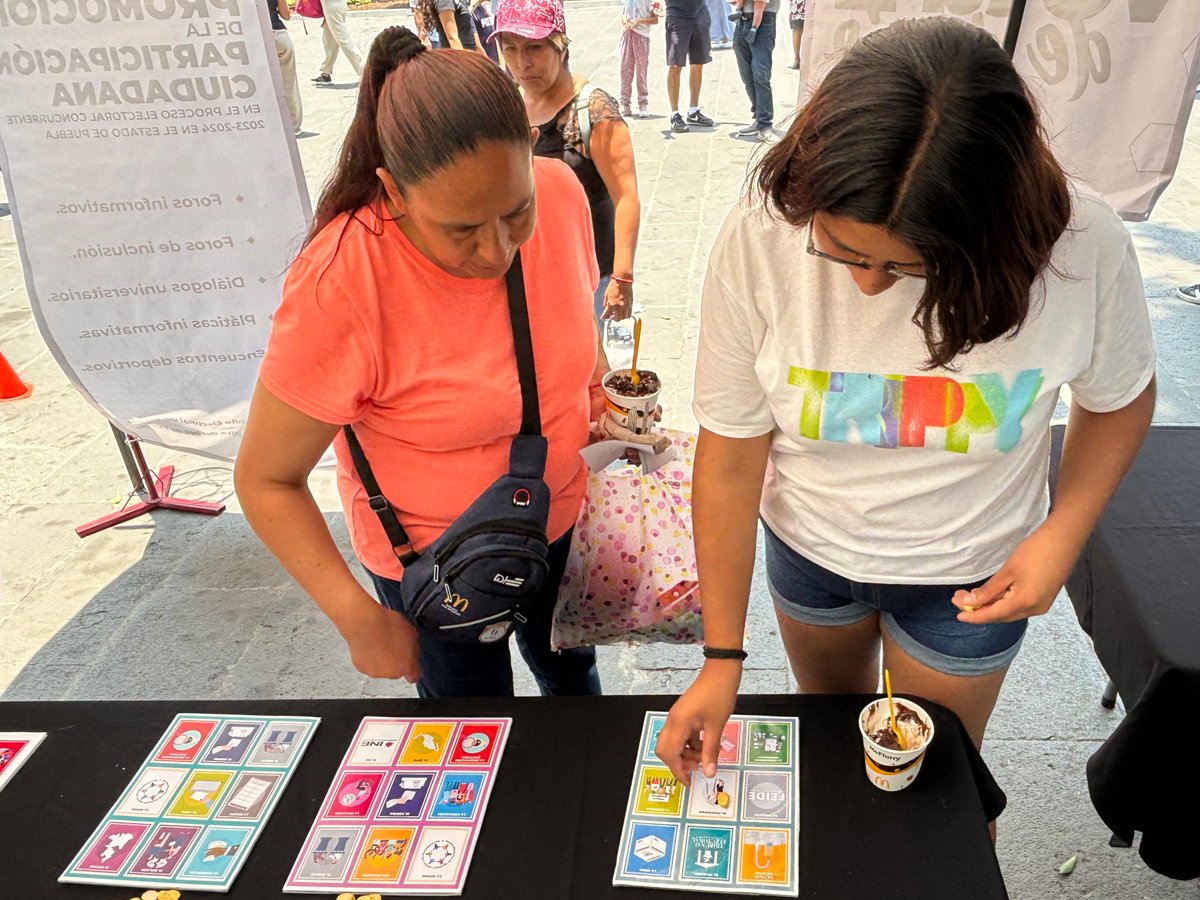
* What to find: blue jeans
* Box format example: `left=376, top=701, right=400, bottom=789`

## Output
left=594, top=274, right=611, bottom=322
left=707, top=0, right=734, bottom=42
left=733, top=12, right=775, bottom=131
left=763, top=524, right=1026, bottom=676
left=367, top=529, right=602, bottom=698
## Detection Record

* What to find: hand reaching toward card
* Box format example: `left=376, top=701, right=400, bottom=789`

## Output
left=656, top=662, right=741, bottom=785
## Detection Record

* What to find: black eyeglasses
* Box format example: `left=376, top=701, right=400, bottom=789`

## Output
left=806, top=221, right=932, bottom=279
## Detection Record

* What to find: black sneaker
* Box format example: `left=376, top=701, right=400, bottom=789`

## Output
left=311, top=73, right=332, bottom=84
left=671, top=112, right=689, bottom=133
left=686, top=109, right=714, bottom=127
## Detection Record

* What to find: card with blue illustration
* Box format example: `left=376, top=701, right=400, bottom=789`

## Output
left=613, top=712, right=799, bottom=895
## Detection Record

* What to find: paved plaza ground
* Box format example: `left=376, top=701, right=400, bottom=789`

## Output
left=2, top=3, right=1199, bottom=896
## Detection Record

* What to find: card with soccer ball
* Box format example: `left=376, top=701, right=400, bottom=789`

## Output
left=613, top=712, right=799, bottom=895
left=284, top=716, right=510, bottom=895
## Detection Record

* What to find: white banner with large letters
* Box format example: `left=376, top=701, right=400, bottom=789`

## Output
left=0, top=0, right=311, bottom=460
left=800, top=0, right=1200, bottom=222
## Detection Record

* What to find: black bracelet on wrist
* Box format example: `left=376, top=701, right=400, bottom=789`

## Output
left=703, top=646, right=748, bottom=661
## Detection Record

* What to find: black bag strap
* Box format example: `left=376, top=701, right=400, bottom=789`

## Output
left=342, top=424, right=419, bottom=567
left=344, top=251, right=540, bottom=568
left=505, top=251, right=541, bottom=436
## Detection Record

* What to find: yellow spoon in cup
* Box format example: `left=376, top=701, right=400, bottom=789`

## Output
left=884, top=667, right=907, bottom=750
left=630, top=317, right=643, bottom=386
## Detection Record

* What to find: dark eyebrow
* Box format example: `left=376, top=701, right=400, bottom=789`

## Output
left=444, top=194, right=532, bottom=230
left=818, top=220, right=924, bottom=268
left=443, top=193, right=533, bottom=230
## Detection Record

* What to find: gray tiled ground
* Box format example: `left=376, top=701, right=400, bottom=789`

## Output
left=2, top=3, right=1199, bottom=897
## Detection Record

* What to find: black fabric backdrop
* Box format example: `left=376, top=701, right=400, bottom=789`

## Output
left=1051, top=425, right=1200, bottom=880
left=0, top=695, right=1006, bottom=898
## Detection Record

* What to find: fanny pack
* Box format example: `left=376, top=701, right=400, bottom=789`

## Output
left=344, top=252, right=551, bottom=645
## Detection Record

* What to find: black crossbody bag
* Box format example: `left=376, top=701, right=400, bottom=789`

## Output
left=343, top=252, right=552, bottom=645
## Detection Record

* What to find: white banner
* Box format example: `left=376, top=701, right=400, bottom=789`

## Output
left=0, top=0, right=312, bottom=460
left=799, top=0, right=1200, bottom=222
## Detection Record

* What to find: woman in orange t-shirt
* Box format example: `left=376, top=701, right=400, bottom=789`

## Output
left=234, top=27, right=605, bottom=698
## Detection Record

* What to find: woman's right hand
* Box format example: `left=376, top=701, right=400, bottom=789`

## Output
left=338, top=599, right=422, bottom=683
left=655, top=659, right=742, bottom=785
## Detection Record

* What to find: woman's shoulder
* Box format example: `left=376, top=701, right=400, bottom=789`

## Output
left=1063, top=182, right=1131, bottom=245
left=712, top=195, right=793, bottom=262
left=534, top=154, right=585, bottom=195
left=287, top=205, right=394, bottom=293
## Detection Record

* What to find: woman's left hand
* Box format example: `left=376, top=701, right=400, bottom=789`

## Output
left=952, top=520, right=1085, bottom=624
left=603, top=278, right=634, bottom=321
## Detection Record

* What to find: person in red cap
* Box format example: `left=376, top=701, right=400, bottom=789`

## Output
left=494, top=0, right=644, bottom=343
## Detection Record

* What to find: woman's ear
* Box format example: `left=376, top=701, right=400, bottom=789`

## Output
left=530, top=126, right=540, bottom=145
left=376, top=167, right=407, bottom=217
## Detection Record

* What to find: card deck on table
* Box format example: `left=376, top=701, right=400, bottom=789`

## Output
left=613, top=712, right=800, bottom=895
left=59, top=713, right=318, bottom=892
left=285, top=717, right=510, bottom=895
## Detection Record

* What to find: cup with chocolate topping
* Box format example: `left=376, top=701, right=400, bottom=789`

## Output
left=602, top=368, right=662, bottom=436
left=858, top=697, right=935, bottom=792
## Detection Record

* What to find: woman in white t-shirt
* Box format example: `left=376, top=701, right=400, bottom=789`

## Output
left=656, top=17, right=1157, bottom=783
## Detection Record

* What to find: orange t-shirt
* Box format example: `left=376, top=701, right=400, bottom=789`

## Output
left=260, top=157, right=599, bottom=580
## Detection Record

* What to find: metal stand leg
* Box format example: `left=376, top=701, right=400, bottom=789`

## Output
left=1100, top=679, right=1118, bottom=709
left=75, top=431, right=226, bottom=537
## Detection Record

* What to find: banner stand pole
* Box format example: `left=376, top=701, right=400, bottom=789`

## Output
left=109, top=423, right=146, bottom=499
left=1003, top=0, right=1028, bottom=59
left=75, top=429, right=226, bottom=538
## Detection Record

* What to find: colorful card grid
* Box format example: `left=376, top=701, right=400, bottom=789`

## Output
left=284, top=716, right=510, bottom=895
left=613, top=712, right=800, bottom=895
left=59, top=714, right=318, bottom=892
left=0, top=732, right=46, bottom=792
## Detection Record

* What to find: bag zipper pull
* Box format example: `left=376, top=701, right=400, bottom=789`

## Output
left=444, top=583, right=454, bottom=603
left=433, top=562, right=441, bottom=582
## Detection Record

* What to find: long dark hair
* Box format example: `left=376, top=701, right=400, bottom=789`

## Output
left=306, top=28, right=531, bottom=243
left=755, top=16, right=1071, bottom=369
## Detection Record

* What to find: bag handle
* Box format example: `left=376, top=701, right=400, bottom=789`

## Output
left=345, top=250, right=540, bottom=566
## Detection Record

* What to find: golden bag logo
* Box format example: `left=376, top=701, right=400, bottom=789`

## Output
left=442, top=591, right=469, bottom=615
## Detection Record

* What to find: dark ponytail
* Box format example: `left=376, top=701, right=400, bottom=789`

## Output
left=306, top=28, right=531, bottom=244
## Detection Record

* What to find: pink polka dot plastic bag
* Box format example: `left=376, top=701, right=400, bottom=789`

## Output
left=552, top=429, right=703, bottom=649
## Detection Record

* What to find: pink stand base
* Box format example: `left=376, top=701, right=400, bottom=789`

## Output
left=76, top=464, right=225, bottom=538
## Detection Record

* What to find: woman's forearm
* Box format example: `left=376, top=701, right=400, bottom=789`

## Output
left=239, top=479, right=380, bottom=633
left=692, top=429, right=772, bottom=648
left=1049, top=377, right=1156, bottom=548
left=611, top=193, right=641, bottom=279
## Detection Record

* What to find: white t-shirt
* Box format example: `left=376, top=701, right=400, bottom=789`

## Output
left=623, top=0, right=658, bottom=36
left=694, top=185, right=1156, bottom=584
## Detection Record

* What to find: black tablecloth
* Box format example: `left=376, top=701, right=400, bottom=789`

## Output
left=0, top=696, right=1006, bottom=898
left=1051, top=424, right=1200, bottom=880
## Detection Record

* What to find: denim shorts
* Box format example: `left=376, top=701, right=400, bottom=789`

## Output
left=763, top=525, right=1026, bottom=676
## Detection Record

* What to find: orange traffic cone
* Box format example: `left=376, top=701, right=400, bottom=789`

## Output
left=0, top=350, right=32, bottom=402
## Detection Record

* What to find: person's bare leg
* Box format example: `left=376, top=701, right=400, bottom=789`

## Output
left=774, top=609, right=881, bottom=693
left=792, top=25, right=802, bottom=66
left=667, top=65, right=682, bottom=113
left=689, top=63, right=704, bottom=109
left=881, top=628, right=1010, bottom=841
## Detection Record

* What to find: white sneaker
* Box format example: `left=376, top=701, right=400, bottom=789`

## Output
left=1177, top=283, right=1200, bottom=304
left=757, top=128, right=778, bottom=143
left=737, top=123, right=759, bottom=136
left=636, top=109, right=651, bottom=118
